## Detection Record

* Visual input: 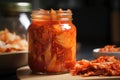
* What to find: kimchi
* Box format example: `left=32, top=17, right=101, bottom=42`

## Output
left=0, top=29, right=28, bottom=52
left=99, top=45, right=120, bottom=52
left=70, top=56, right=120, bottom=76
left=28, top=9, right=76, bottom=73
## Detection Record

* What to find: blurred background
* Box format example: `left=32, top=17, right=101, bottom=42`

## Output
left=0, top=0, right=120, bottom=79
left=0, top=0, right=120, bottom=49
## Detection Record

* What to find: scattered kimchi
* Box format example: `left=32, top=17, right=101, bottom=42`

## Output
left=70, top=56, right=120, bottom=76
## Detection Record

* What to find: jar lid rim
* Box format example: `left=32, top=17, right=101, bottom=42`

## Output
left=0, top=2, right=32, bottom=12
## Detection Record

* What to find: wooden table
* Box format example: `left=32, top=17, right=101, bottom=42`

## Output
left=17, top=66, right=120, bottom=80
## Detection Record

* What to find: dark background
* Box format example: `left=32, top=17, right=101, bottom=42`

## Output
left=1, top=0, right=120, bottom=45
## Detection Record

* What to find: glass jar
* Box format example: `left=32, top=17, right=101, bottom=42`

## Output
left=28, top=9, right=76, bottom=74
left=0, top=2, right=32, bottom=39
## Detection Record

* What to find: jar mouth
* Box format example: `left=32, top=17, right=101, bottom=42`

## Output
left=32, top=9, right=72, bottom=14
left=31, top=9, right=72, bottom=20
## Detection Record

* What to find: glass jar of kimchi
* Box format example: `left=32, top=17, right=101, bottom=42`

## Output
left=28, top=9, right=76, bottom=74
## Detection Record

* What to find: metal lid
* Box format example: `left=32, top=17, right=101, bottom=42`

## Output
left=0, top=2, right=32, bottom=12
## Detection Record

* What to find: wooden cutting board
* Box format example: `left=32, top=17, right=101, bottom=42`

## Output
left=17, top=66, right=120, bottom=80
